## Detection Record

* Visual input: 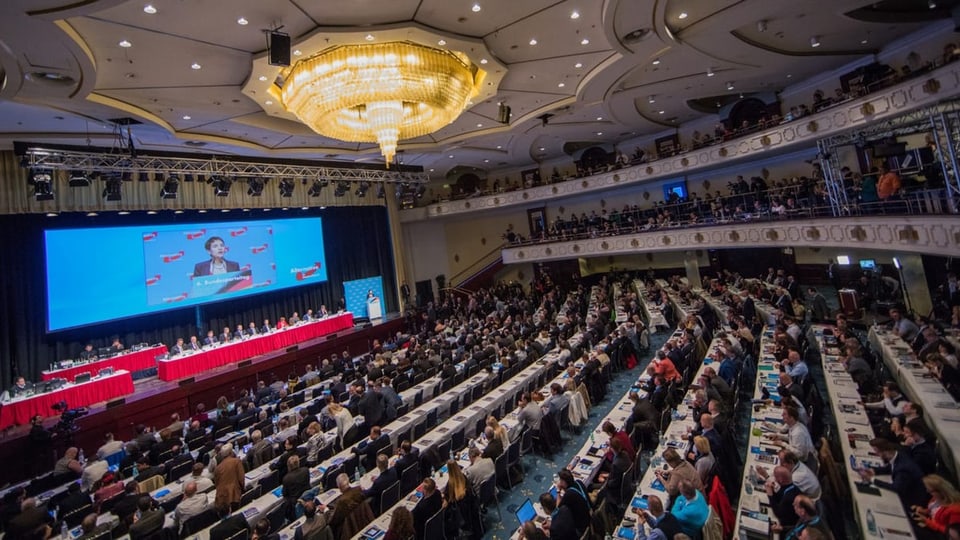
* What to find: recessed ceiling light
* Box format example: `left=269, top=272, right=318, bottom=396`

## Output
left=258, top=75, right=268, bottom=81
left=365, top=34, right=375, bottom=41
left=580, top=38, right=590, bottom=45
left=191, top=62, right=202, bottom=70
left=265, top=100, right=273, bottom=105
left=496, top=145, right=502, bottom=149
left=726, top=82, right=735, bottom=90
left=477, top=123, right=483, bottom=127
left=480, top=58, right=488, bottom=64
left=574, top=62, right=583, bottom=68
left=237, top=17, right=248, bottom=25
left=648, top=96, right=656, bottom=103
left=86, top=212, right=98, bottom=217
left=539, top=147, right=545, bottom=151
left=786, top=74, right=792, bottom=78
left=658, top=110, right=665, bottom=114
left=119, top=39, right=132, bottom=48
left=143, top=4, right=157, bottom=14
left=182, top=115, right=191, bottom=120
left=174, top=210, right=184, bottom=214
left=596, top=132, right=603, bottom=136
left=198, top=209, right=207, bottom=213
left=558, top=82, right=565, bottom=88
left=706, top=68, right=715, bottom=77
left=810, top=36, right=820, bottom=48
left=472, top=3, right=481, bottom=12
left=929, top=0, right=937, bottom=8
left=529, top=38, right=538, bottom=45
left=484, top=159, right=490, bottom=163
left=293, top=49, right=302, bottom=56
left=429, top=168, right=435, bottom=172
left=438, top=39, right=447, bottom=46
left=570, top=10, right=580, bottom=19
left=678, top=12, right=688, bottom=19
left=596, top=116, right=603, bottom=120
left=860, top=39, right=868, bottom=45
left=652, top=58, right=660, bottom=65
left=146, top=210, right=157, bottom=215
left=449, top=155, right=454, bottom=158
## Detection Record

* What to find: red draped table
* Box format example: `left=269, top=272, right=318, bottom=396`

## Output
left=0, top=370, right=134, bottom=429
left=157, top=313, right=354, bottom=381
left=41, top=345, right=167, bottom=382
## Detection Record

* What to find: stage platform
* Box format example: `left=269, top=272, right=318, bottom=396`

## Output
left=0, top=312, right=404, bottom=486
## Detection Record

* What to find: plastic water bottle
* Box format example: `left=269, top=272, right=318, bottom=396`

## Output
left=354, top=468, right=361, bottom=483
left=866, top=509, right=878, bottom=536
left=61, top=520, right=68, bottom=539
left=78, top=449, right=85, bottom=464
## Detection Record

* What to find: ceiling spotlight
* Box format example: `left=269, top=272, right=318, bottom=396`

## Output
left=119, top=40, right=132, bottom=48
left=449, top=155, right=454, bottom=158
left=438, top=39, right=447, bottom=46
left=574, top=62, right=583, bottom=68
left=570, top=10, right=580, bottom=19
left=30, top=170, right=54, bottom=201
left=355, top=181, right=371, bottom=197
left=580, top=38, right=590, bottom=45
left=265, top=100, right=273, bottom=105
left=757, top=20, right=767, bottom=32
left=293, top=49, right=302, bottom=56
left=678, top=12, right=688, bottom=19
left=365, top=34, right=375, bottom=41
left=596, top=132, right=603, bottom=136
left=160, top=176, right=179, bottom=199
left=258, top=75, right=268, bottom=81
left=726, top=81, right=735, bottom=91
left=929, top=0, right=937, bottom=8
left=308, top=179, right=327, bottom=197
left=529, top=38, right=538, bottom=45
left=861, top=39, right=868, bottom=45
left=279, top=178, right=295, bottom=198
left=213, top=177, right=232, bottom=197
left=102, top=178, right=122, bottom=202
left=480, top=58, right=488, bottom=64
left=68, top=170, right=91, bottom=187
left=484, top=159, right=490, bottom=163
left=596, top=116, right=603, bottom=120
left=652, top=58, right=660, bottom=65
left=558, top=82, right=565, bottom=88
left=237, top=17, right=248, bottom=25
left=648, top=95, right=656, bottom=103
left=182, top=115, right=191, bottom=120
left=658, top=110, right=665, bottom=114
left=539, top=147, right=545, bottom=151
left=191, top=63, right=202, bottom=70
left=496, top=145, right=502, bottom=149
left=472, top=3, right=481, bottom=12
left=706, top=68, right=715, bottom=77
left=810, top=36, right=820, bottom=48
left=477, top=123, right=483, bottom=127
left=247, top=177, right=265, bottom=197
left=143, top=4, right=157, bottom=14
left=376, top=184, right=386, bottom=199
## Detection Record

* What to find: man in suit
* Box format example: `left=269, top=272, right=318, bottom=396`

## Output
left=763, top=467, right=801, bottom=530
left=245, top=430, right=274, bottom=470
left=859, top=438, right=927, bottom=509
left=902, top=419, right=937, bottom=475
left=807, top=288, right=830, bottom=322
left=209, top=503, right=249, bottom=540
left=188, top=336, right=202, bottom=351
left=353, top=426, right=390, bottom=471
left=321, top=474, right=366, bottom=539
left=282, top=455, right=311, bottom=517
left=393, top=440, right=420, bottom=476
left=356, top=384, right=385, bottom=433
left=110, top=481, right=142, bottom=522
left=539, top=492, right=578, bottom=540
left=213, top=444, right=245, bottom=511
left=362, top=454, right=398, bottom=504
left=57, top=482, right=92, bottom=519
left=742, top=294, right=757, bottom=324
left=219, top=327, right=233, bottom=344
left=480, top=426, right=503, bottom=460
left=170, top=338, right=186, bottom=355
left=233, top=324, right=245, bottom=340
left=203, top=330, right=218, bottom=347
left=128, top=495, right=165, bottom=540
left=260, top=319, right=273, bottom=334
left=626, top=392, right=658, bottom=448
left=411, top=477, right=443, bottom=540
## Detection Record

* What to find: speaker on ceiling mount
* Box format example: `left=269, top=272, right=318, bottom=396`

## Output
left=269, top=31, right=291, bottom=67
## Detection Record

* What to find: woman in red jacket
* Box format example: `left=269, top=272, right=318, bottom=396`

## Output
left=913, top=474, right=960, bottom=533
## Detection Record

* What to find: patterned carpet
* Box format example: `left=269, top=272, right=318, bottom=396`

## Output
left=484, top=331, right=669, bottom=539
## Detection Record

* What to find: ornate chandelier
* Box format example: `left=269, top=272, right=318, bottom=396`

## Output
left=281, top=41, right=485, bottom=166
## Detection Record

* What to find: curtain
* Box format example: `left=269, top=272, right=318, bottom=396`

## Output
left=0, top=206, right=397, bottom=388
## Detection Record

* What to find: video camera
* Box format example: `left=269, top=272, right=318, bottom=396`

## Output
left=50, top=400, right=88, bottom=436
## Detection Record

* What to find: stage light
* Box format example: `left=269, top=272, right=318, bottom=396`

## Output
left=214, top=177, right=232, bottom=197
left=307, top=179, right=326, bottom=197
left=247, top=177, right=265, bottom=197
left=416, top=185, right=426, bottom=199
left=279, top=178, right=295, bottom=197
left=334, top=181, right=350, bottom=197
left=68, top=170, right=91, bottom=187
left=103, top=178, right=122, bottom=201
left=377, top=184, right=386, bottom=199
left=30, top=169, right=54, bottom=201
left=160, top=175, right=179, bottom=199
left=355, top=181, right=371, bottom=197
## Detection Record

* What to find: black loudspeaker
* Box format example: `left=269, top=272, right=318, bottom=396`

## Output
left=286, top=345, right=299, bottom=353
left=178, top=377, right=195, bottom=386
left=326, top=334, right=338, bottom=341
left=269, top=31, right=291, bottom=66
left=238, top=360, right=252, bottom=368
left=106, top=398, right=126, bottom=409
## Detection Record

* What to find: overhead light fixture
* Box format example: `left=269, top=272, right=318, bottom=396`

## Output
left=706, top=68, right=715, bottom=77
left=30, top=170, right=54, bottom=201
left=480, top=58, right=488, bottom=64
left=558, top=82, right=565, bottom=88
left=293, top=49, right=302, bottom=56
left=580, top=38, right=590, bottom=45
left=68, top=170, right=91, bottom=187
left=726, top=81, right=735, bottom=90
left=259, top=76, right=268, bottom=81
left=652, top=58, right=660, bottom=65
left=529, top=38, right=538, bottom=45
left=247, top=177, right=265, bottom=196
left=570, top=10, right=580, bottom=19
left=102, top=178, right=122, bottom=201
left=678, top=12, right=688, bottom=19
left=191, top=63, right=202, bottom=70
left=143, top=4, right=157, bottom=14
left=280, top=42, right=485, bottom=167
left=182, top=115, right=192, bottom=120
left=416, top=185, right=426, bottom=199
left=596, top=116, right=603, bottom=120
left=574, top=62, right=583, bottom=68
left=279, top=178, right=295, bottom=197
left=119, top=40, right=132, bottom=48
left=237, top=17, right=248, bottom=25
left=810, top=36, right=821, bottom=48
left=365, top=34, right=375, bottom=41
left=836, top=255, right=850, bottom=265
left=472, top=3, right=481, bottom=12
left=596, top=131, right=603, bottom=135
left=377, top=184, right=386, bottom=199
left=438, top=39, right=446, bottom=46
left=213, top=177, right=232, bottom=197
left=658, top=110, right=665, bottom=114
left=648, top=95, right=656, bottom=103
left=308, top=179, right=327, bottom=197
left=929, top=0, right=937, bottom=8
left=160, top=176, right=179, bottom=199
left=334, top=181, right=350, bottom=197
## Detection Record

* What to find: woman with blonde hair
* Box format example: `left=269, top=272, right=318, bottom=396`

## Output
left=442, top=460, right=480, bottom=537
left=914, top=474, right=960, bottom=533
left=327, top=400, right=355, bottom=448
left=691, top=436, right=716, bottom=486
left=486, top=416, right=510, bottom=448
left=304, top=421, right=325, bottom=466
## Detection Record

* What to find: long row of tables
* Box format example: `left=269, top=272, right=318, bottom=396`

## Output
left=42, top=345, right=168, bottom=382
left=0, top=371, right=134, bottom=429
left=868, top=326, right=960, bottom=475
left=158, top=313, right=354, bottom=381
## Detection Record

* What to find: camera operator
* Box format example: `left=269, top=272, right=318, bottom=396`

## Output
left=27, top=415, right=53, bottom=477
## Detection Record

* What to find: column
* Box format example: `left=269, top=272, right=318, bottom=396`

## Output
left=896, top=255, right=932, bottom=316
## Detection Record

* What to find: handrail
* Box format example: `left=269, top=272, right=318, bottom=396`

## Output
left=449, top=242, right=507, bottom=286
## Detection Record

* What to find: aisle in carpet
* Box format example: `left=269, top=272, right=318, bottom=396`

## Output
left=487, top=331, right=671, bottom=539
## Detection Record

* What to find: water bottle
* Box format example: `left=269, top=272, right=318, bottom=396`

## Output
left=590, top=432, right=595, bottom=445
left=866, top=509, right=877, bottom=536
left=354, top=468, right=361, bottom=483
left=61, top=520, right=68, bottom=539
left=78, top=449, right=85, bottom=464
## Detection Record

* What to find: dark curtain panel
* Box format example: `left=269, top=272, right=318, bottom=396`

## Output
left=0, top=206, right=397, bottom=388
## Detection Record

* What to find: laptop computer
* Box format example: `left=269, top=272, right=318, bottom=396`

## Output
left=515, top=498, right=546, bottom=525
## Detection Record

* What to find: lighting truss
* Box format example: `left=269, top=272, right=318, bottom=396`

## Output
left=20, top=146, right=429, bottom=185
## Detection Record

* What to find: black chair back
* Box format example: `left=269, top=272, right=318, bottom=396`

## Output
left=240, top=485, right=262, bottom=506
left=399, top=463, right=420, bottom=494
left=423, top=509, right=446, bottom=540
left=167, top=460, right=194, bottom=483
left=258, top=469, right=280, bottom=494
left=181, top=508, right=219, bottom=537
left=160, top=493, right=184, bottom=513
left=451, top=429, right=465, bottom=452
left=265, top=503, right=287, bottom=533
left=378, top=481, right=401, bottom=515
left=323, top=465, right=343, bottom=490
left=63, top=504, right=93, bottom=527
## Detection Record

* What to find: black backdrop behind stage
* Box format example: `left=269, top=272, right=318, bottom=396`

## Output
left=0, top=206, right=398, bottom=388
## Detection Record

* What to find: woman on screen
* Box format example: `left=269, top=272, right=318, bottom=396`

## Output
left=193, top=236, right=240, bottom=277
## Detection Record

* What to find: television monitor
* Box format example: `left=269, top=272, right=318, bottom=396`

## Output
left=662, top=179, right=688, bottom=201
left=859, top=259, right=876, bottom=270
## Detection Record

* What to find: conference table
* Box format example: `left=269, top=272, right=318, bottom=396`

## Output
left=0, top=370, right=134, bottom=429
left=157, top=313, right=353, bottom=381
left=41, top=345, right=167, bottom=382
left=868, top=326, right=960, bottom=474
left=633, top=280, right=669, bottom=331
